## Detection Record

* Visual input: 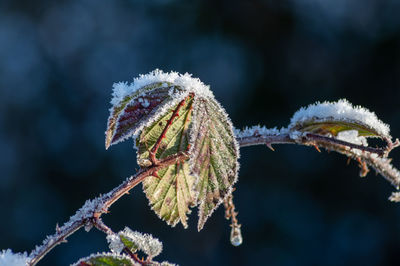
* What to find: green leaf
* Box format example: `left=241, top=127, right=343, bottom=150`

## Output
left=137, top=94, right=239, bottom=230
left=119, top=234, right=138, bottom=253
left=137, top=95, right=197, bottom=228
left=190, top=98, right=239, bottom=231
left=288, top=99, right=391, bottom=140
left=116, top=228, right=163, bottom=258
left=106, top=82, right=177, bottom=149
left=292, top=119, right=383, bottom=138
left=73, top=253, right=134, bottom=266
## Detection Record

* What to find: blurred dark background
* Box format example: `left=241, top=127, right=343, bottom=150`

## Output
left=1, top=0, right=400, bottom=265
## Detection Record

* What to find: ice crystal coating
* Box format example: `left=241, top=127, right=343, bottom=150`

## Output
left=234, top=125, right=284, bottom=138
left=29, top=197, right=105, bottom=261
left=289, top=99, right=390, bottom=138
left=108, top=70, right=240, bottom=230
left=71, top=252, right=136, bottom=266
left=106, top=234, right=125, bottom=254
left=138, top=95, right=197, bottom=228
left=0, top=249, right=30, bottom=266
left=106, top=70, right=215, bottom=149
left=118, top=227, right=163, bottom=258
left=336, top=130, right=367, bottom=146
left=189, top=97, right=240, bottom=231
left=110, top=69, right=214, bottom=106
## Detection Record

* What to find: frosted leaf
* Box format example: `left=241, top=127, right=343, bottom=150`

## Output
left=106, top=84, right=173, bottom=149
left=106, top=69, right=215, bottom=149
left=110, top=70, right=239, bottom=230
left=117, top=227, right=163, bottom=259
left=0, top=249, right=30, bottom=266
left=138, top=95, right=197, bottom=228
left=190, top=98, right=240, bottom=231
left=110, top=69, right=214, bottom=106
left=289, top=99, right=391, bottom=140
left=71, top=252, right=136, bottom=266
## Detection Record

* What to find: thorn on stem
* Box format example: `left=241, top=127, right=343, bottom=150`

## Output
left=56, top=224, right=61, bottom=234
left=266, top=143, right=275, bottom=151
left=356, top=157, right=369, bottom=177
left=313, top=144, right=321, bottom=153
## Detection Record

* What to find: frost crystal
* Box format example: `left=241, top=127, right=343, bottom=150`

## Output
left=29, top=197, right=105, bottom=260
left=289, top=99, right=390, bottom=137
left=110, top=69, right=214, bottom=106
left=107, top=69, right=217, bottom=149
left=0, top=249, right=30, bottom=266
left=336, top=130, right=367, bottom=146
left=120, top=227, right=163, bottom=258
left=106, top=234, right=125, bottom=254
left=71, top=252, right=137, bottom=266
left=234, top=126, right=284, bottom=138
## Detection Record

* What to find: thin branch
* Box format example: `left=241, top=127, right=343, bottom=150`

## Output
left=236, top=132, right=295, bottom=148
left=28, top=152, right=188, bottom=266
left=237, top=130, right=387, bottom=155
left=28, top=125, right=400, bottom=265
left=305, top=133, right=386, bottom=156
left=92, top=219, right=147, bottom=265
left=236, top=126, right=400, bottom=188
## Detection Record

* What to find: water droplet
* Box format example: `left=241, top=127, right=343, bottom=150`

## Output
left=230, top=226, right=243, bottom=246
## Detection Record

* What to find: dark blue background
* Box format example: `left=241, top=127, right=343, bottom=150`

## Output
left=1, top=0, right=400, bottom=265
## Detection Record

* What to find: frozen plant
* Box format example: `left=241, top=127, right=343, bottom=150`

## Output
left=2, top=70, right=400, bottom=265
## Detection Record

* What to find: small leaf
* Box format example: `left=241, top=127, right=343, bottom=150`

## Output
left=291, top=120, right=384, bottom=138
left=116, top=228, right=163, bottom=259
left=106, top=82, right=177, bottom=149
left=73, top=253, right=135, bottom=266
left=190, top=98, right=239, bottom=231
left=138, top=95, right=197, bottom=228
left=108, top=70, right=240, bottom=230
left=289, top=99, right=391, bottom=140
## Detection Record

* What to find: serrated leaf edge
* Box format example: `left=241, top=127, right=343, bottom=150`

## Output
left=71, top=252, right=136, bottom=266
left=188, top=96, right=240, bottom=231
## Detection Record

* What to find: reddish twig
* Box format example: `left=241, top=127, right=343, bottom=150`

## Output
left=149, top=95, right=192, bottom=165
left=305, top=133, right=386, bottom=156
left=237, top=126, right=400, bottom=188
left=28, top=152, right=188, bottom=266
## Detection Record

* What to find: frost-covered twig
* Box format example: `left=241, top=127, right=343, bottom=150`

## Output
left=28, top=152, right=188, bottom=266
left=236, top=125, right=400, bottom=188
left=23, top=71, right=400, bottom=265
left=236, top=127, right=386, bottom=155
